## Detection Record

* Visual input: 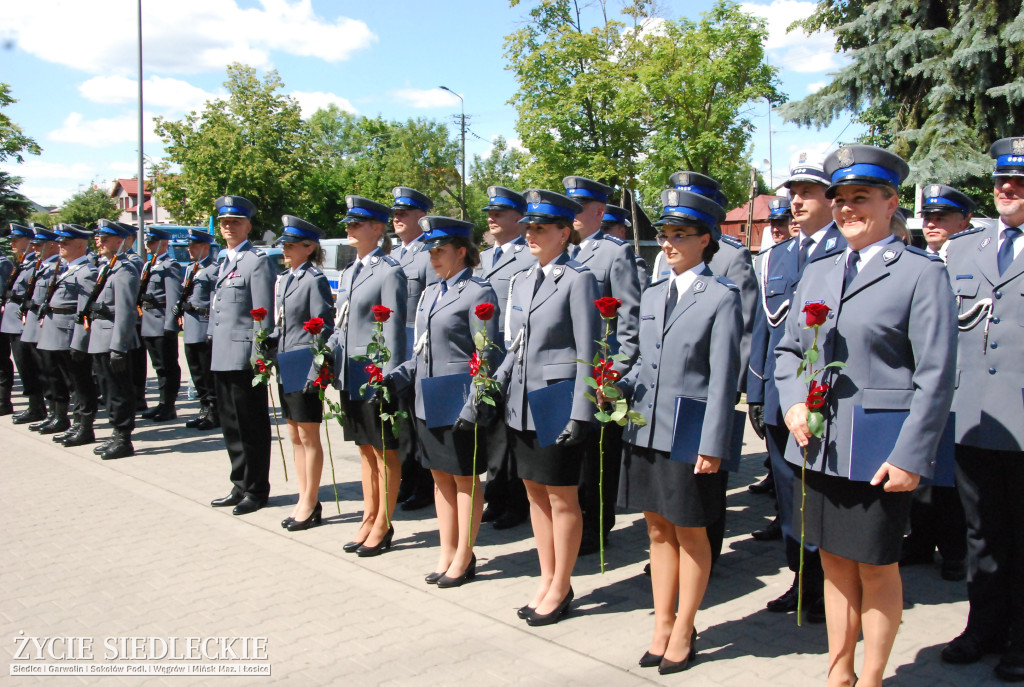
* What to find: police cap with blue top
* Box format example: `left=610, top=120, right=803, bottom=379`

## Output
left=419, top=216, right=476, bottom=250
left=784, top=150, right=830, bottom=187
left=343, top=196, right=391, bottom=224
left=145, top=226, right=174, bottom=241
left=602, top=204, right=632, bottom=227
left=768, top=197, right=792, bottom=219
left=990, top=137, right=1024, bottom=178
left=669, top=171, right=729, bottom=208
left=654, top=188, right=727, bottom=242
left=823, top=144, right=909, bottom=199
left=214, top=195, right=257, bottom=219
left=921, top=184, right=976, bottom=216
left=391, top=187, right=433, bottom=213
left=562, top=176, right=612, bottom=205
left=277, top=215, right=324, bottom=244
left=482, top=186, right=526, bottom=214
left=518, top=189, right=584, bottom=225
left=187, top=227, right=216, bottom=244
left=96, top=219, right=133, bottom=238
left=8, top=223, right=34, bottom=239
left=54, top=223, right=92, bottom=241
left=32, top=225, right=60, bottom=242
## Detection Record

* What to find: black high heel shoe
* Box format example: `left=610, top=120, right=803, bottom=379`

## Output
left=526, top=587, right=574, bottom=626
left=517, top=604, right=535, bottom=620
left=639, top=651, right=663, bottom=668
left=286, top=502, right=322, bottom=532
left=437, top=555, right=476, bottom=588
left=281, top=517, right=294, bottom=529
left=425, top=571, right=445, bottom=585
left=356, top=525, right=394, bottom=557
left=658, top=628, right=697, bottom=675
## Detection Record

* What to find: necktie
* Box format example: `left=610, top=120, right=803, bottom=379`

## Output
left=400, top=246, right=408, bottom=260
left=843, top=250, right=860, bottom=293
left=431, top=280, right=448, bottom=312
left=998, top=227, right=1021, bottom=276
left=532, top=268, right=545, bottom=298
left=492, top=246, right=503, bottom=268
left=665, top=279, right=679, bottom=320
left=346, top=260, right=362, bottom=292
left=798, top=236, right=814, bottom=272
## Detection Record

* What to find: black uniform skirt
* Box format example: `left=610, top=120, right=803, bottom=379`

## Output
left=414, top=417, right=486, bottom=476
left=618, top=444, right=726, bottom=528
left=509, top=428, right=583, bottom=487
left=278, top=385, right=323, bottom=423
left=799, top=469, right=913, bottom=566
left=343, top=397, right=400, bottom=451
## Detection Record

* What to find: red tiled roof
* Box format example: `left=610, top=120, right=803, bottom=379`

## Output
left=126, top=200, right=153, bottom=213
left=112, top=178, right=151, bottom=199
left=723, top=195, right=784, bottom=223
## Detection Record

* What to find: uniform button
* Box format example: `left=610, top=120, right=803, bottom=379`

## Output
left=995, top=291, right=1003, bottom=299
left=993, top=317, right=1001, bottom=324
left=652, top=363, right=658, bottom=369
left=655, top=343, right=661, bottom=349
left=991, top=342, right=998, bottom=349
left=989, top=368, right=997, bottom=375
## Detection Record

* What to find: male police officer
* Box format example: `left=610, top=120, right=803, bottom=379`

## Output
left=208, top=196, right=276, bottom=515
left=601, top=204, right=649, bottom=289
left=943, top=137, right=1024, bottom=680
left=0, top=223, right=37, bottom=417
left=21, top=225, right=63, bottom=432
left=138, top=226, right=183, bottom=422
left=921, top=184, right=975, bottom=261
left=174, top=227, right=219, bottom=430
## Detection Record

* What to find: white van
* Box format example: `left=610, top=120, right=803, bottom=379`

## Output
left=320, top=238, right=358, bottom=298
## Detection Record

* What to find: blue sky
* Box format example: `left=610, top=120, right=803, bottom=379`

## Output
left=0, top=0, right=859, bottom=208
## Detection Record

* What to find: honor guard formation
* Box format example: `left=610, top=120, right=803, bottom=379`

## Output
left=5, top=138, right=1024, bottom=684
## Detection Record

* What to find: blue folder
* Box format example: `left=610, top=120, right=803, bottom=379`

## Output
left=276, top=348, right=315, bottom=394
left=420, top=373, right=473, bottom=429
left=668, top=396, right=745, bottom=472
left=849, top=407, right=955, bottom=487
left=527, top=380, right=575, bottom=447
left=346, top=357, right=375, bottom=402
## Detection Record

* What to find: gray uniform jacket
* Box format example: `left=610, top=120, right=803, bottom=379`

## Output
left=0, top=252, right=36, bottom=335
left=271, top=261, right=335, bottom=383
left=391, top=236, right=431, bottom=330
left=181, top=255, right=217, bottom=345
left=571, top=231, right=641, bottom=368
left=946, top=223, right=1024, bottom=451
left=140, top=254, right=183, bottom=337
left=86, top=259, right=141, bottom=355
left=620, top=267, right=743, bottom=456
left=38, top=258, right=97, bottom=353
left=475, top=236, right=535, bottom=342
left=21, top=255, right=60, bottom=345
left=494, top=252, right=600, bottom=432
left=328, top=248, right=408, bottom=390
left=392, top=270, right=499, bottom=423
left=208, top=242, right=276, bottom=372
left=774, top=239, right=957, bottom=479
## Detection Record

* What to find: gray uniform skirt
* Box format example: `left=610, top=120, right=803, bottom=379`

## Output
left=414, top=417, right=487, bottom=476
left=618, top=444, right=726, bottom=528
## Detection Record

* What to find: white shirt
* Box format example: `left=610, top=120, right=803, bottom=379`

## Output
left=669, top=262, right=707, bottom=303
left=224, top=240, right=251, bottom=265
left=800, top=225, right=830, bottom=257
left=844, top=235, right=898, bottom=272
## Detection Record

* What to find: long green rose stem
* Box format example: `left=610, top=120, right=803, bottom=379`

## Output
left=267, top=382, right=288, bottom=482
left=797, top=325, right=821, bottom=626
left=323, top=402, right=341, bottom=515
left=469, top=423, right=479, bottom=548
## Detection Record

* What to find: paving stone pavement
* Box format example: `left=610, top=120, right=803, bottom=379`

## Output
left=0, top=370, right=1007, bottom=686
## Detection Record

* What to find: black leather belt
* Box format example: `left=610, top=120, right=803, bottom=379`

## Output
left=87, top=306, right=114, bottom=321
left=49, top=306, right=76, bottom=315
left=8, top=294, right=24, bottom=304
left=27, top=303, right=40, bottom=313
left=185, top=305, right=209, bottom=316
left=141, top=301, right=166, bottom=310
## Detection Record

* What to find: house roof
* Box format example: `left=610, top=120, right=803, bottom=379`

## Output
left=126, top=200, right=153, bottom=213
left=111, top=178, right=152, bottom=199
left=723, top=194, right=786, bottom=223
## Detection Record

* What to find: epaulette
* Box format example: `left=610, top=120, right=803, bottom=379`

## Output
left=602, top=234, right=627, bottom=246
left=565, top=260, right=590, bottom=273
left=716, top=276, right=740, bottom=292
left=252, top=247, right=265, bottom=256
left=903, top=245, right=942, bottom=261
left=949, top=226, right=983, bottom=240
left=306, top=265, right=324, bottom=276
left=720, top=235, right=743, bottom=248
left=468, top=275, right=491, bottom=288
left=650, top=277, right=670, bottom=288
left=379, top=255, right=400, bottom=267
left=764, top=236, right=796, bottom=253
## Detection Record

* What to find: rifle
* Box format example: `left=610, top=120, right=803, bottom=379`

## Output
left=77, top=254, right=118, bottom=331
left=37, top=258, right=66, bottom=325
left=174, top=260, right=200, bottom=327
left=0, top=253, right=30, bottom=316
left=19, top=254, right=45, bottom=324
left=136, top=253, right=158, bottom=316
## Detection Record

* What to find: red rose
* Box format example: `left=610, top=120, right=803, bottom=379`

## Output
left=250, top=307, right=268, bottom=322
left=475, top=303, right=496, bottom=321
left=469, top=351, right=481, bottom=376
left=806, top=380, right=829, bottom=410
left=371, top=305, right=392, bottom=322
left=303, top=317, right=325, bottom=335
left=595, top=297, right=622, bottom=319
left=255, top=359, right=267, bottom=373
left=803, top=302, right=830, bottom=327
left=364, top=363, right=383, bottom=384
left=593, top=359, right=620, bottom=386
left=314, top=365, right=333, bottom=389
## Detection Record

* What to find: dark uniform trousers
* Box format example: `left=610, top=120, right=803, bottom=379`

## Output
left=39, top=349, right=71, bottom=403
left=27, top=342, right=59, bottom=402
left=95, top=352, right=135, bottom=431
left=53, top=350, right=97, bottom=419
left=905, top=485, right=967, bottom=563
left=8, top=336, right=41, bottom=395
left=955, top=444, right=1024, bottom=645
left=215, top=370, right=271, bottom=500
left=131, top=326, right=147, bottom=406
left=143, top=332, right=181, bottom=407
left=183, top=340, right=215, bottom=407
left=0, top=332, right=12, bottom=394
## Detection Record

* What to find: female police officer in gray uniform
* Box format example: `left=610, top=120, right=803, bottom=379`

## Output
left=616, top=189, right=741, bottom=675
left=489, top=190, right=599, bottom=626
left=273, top=215, right=335, bottom=532
left=328, top=196, right=408, bottom=556
left=389, top=216, right=499, bottom=587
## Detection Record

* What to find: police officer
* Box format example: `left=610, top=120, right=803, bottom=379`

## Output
left=0, top=223, right=38, bottom=417
left=136, top=227, right=183, bottom=422
left=776, top=145, right=956, bottom=686
left=942, top=137, right=1024, bottom=680
left=117, top=224, right=149, bottom=413
left=921, top=183, right=975, bottom=261
left=475, top=186, right=534, bottom=530
left=389, top=186, right=435, bottom=511
left=87, top=221, right=142, bottom=460
left=21, top=225, right=63, bottom=432
left=562, top=175, right=642, bottom=555
left=601, top=204, right=649, bottom=289
left=0, top=225, right=13, bottom=415
left=174, top=227, right=220, bottom=430
left=208, top=195, right=276, bottom=515
left=38, top=224, right=98, bottom=446
left=753, top=197, right=792, bottom=284
left=746, top=153, right=846, bottom=621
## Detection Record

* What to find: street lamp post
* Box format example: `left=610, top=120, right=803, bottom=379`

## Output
left=439, top=86, right=466, bottom=220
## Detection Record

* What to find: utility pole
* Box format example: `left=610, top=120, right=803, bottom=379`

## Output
left=746, top=167, right=757, bottom=249
left=439, top=86, right=466, bottom=220
left=136, top=0, right=147, bottom=259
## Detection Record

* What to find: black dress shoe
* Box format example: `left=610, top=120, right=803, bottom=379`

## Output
left=185, top=416, right=204, bottom=429
left=195, top=415, right=220, bottom=430
left=287, top=503, right=322, bottom=531
left=748, top=475, right=775, bottom=495
left=517, top=604, right=535, bottom=620
left=401, top=494, right=432, bottom=511
left=100, top=437, right=134, bottom=460
left=941, top=559, right=967, bottom=581
left=526, top=587, right=573, bottom=626
left=39, top=417, right=71, bottom=435
left=343, top=539, right=366, bottom=553
left=357, top=526, right=394, bottom=556
left=766, top=585, right=799, bottom=613
left=481, top=505, right=501, bottom=523
left=232, top=496, right=267, bottom=515
left=942, top=632, right=1007, bottom=664
left=658, top=629, right=697, bottom=675
left=29, top=414, right=55, bottom=432
left=211, top=493, right=243, bottom=507
left=437, top=555, right=476, bottom=588
left=807, top=596, right=827, bottom=624
left=493, top=511, right=527, bottom=530
left=140, top=406, right=160, bottom=419
left=425, top=571, right=444, bottom=585
left=93, top=438, right=115, bottom=455
left=149, top=406, right=177, bottom=422
left=996, top=653, right=1024, bottom=682
left=639, top=651, right=663, bottom=668
left=752, top=518, right=783, bottom=541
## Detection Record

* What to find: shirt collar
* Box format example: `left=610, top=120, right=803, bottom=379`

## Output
left=846, top=235, right=898, bottom=268
left=671, top=262, right=707, bottom=296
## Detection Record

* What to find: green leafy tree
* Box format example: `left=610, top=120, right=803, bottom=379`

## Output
left=465, top=136, right=529, bottom=230
left=56, top=186, right=119, bottom=226
left=29, top=211, right=55, bottom=228
left=0, top=84, right=42, bottom=224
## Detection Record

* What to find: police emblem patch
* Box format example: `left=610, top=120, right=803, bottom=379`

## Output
left=487, top=186, right=498, bottom=196
left=668, top=190, right=680, bottom=206
left=677, top=173, right=690, bottom=186
left=980, top=237, right=991, bottom=250
left=799, top=152, right=807, bottom=163
left=825, top=237, right=837, bottom=250
left=693, top=280, right=705, bottom=292
left=836, top=147, right=854, bottom=167
left=526, top=190, right=541, bottom=204
left=883, top=249, right=897, bottom=261
left=1013, top=139, right=1024, bottom=155
left=927, top=184, right=941, bottom=197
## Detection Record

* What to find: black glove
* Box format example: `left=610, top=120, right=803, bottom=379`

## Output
left=369, top=376, right=395, bottom=408
left=70, top=349, right=88, bottom=363
left=748, top=402, right=766, bottom=440
left=38, top=304, right=51, bottom=317
left=255, top=332, right=279, bottom=359
left=556, top=419, right=587, bottom=446
left=453, top=417, right=474, bottom=432
left=171, top=303, right=184, bottom=319
left=110, top=350, right=129, bottom=374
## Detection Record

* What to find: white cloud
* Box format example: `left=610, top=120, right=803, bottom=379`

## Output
left=0, top=160, right=94, bottom=181
left=49, top=113, right=162, bottom=147
left=79, top=76, right=223, bottom=113
left=13, top=184, right=83, bottom=208
left=741, top=0, right=842, bottom=73
left=391, top=88, right=463, bottom=109
left=1, top=0, right=376, bottom=76
left=806, top=80, right=826, bottom=93
left=290, top=91, right=358, bottom=118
